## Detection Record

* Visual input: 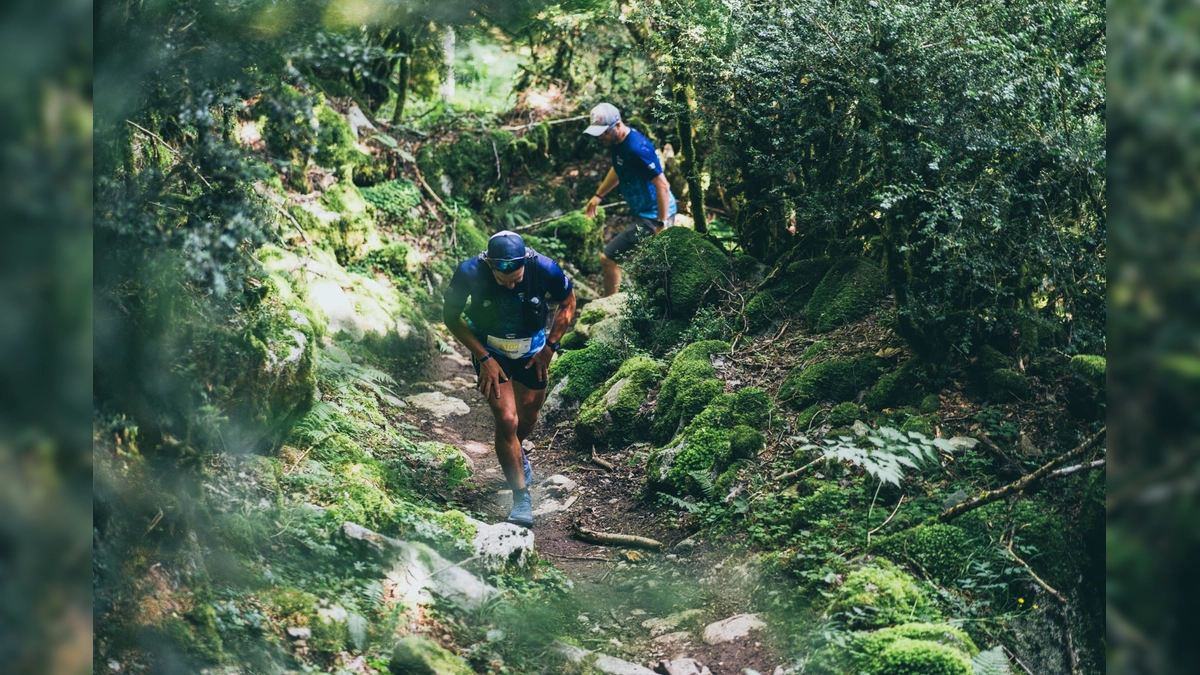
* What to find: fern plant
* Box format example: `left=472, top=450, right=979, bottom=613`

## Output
left=971, top=646, right=1012, bottom=675
left=802, top=427, right=955, bottom=487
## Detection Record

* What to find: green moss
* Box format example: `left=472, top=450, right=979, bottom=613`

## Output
left=986, top=369, right=1029, bottom=402
left=829, top=402, right=862, bottom=427
left=416, top=441, right=473, bottom=486
left=874, top=524, right=971, bottom=582
left=796, top=404, right=822, bottom=430
left=687, top=387, right=773, bottom=433
left=733, top=252, right=763, bottom=281
left=391, top=635, right=474, bottom=675
left=872, top=638, right=974, bottom=675
left=452, top=208, right=490, bottom=256
left=535, top=208, right=605, bottom=275
left=744, top=290, right=778, bottom=333
left=778, top=356, right=886, bottom=410
left=158, top=603, right=224, bottom=663
left=314, top=103, right=370, bottom=177
left=919, top=394, right=942, bottom=414
left=829, top=562, right=936, bottom=629
left=295, top=181, right=382, bottom=264
left=808, top=623, right=977, bottom=675
left=364, top=243, right=420, bottom=284
left=650, top=388, right=773, bottom=495
left=802, top=340, right=832, bottom=360
left=806, top=258, right=885, bottom=332
left=729, top=425, right=766, bottom=460
left=309, top=605, right=350, bottom=653
left=360, top=178, right=424, bottom=229
left=900, top=415, right=934, bottom=437
left=745, top=259, right=833, bottom=332
left=578, top=308, right=607, bottom=325
left=1070, top=355, right=1107, bottom=389
left=863, top=360, right=926, bottom=411
left=790, top=483, right=851, bottom=531
left=974, top=345, right=1009, bottom=373
left=576, top=356, right=665, bottom=448
left=628, top=226, right=730, bottom=318
left=560, top=330, right=586, bottom=350
left=1008, top=500, right=1077, bottom=590
left=667, top=426, right=733, bottom=492
left=652, top=340, right=729, bottom=445
left=548, top=341, right=623, bottom=403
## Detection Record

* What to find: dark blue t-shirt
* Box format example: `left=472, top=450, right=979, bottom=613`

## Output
left=443, top=251, right=573, bottom=359
left=611, top=128, right=678, bottom=220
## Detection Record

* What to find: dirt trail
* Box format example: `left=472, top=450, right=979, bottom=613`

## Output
left=400, top=334, right=784, bottom=675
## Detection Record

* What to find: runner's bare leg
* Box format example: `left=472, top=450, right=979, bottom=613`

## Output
left=513, top=381, right=547, bottom=443
left=483, top=379, right=526, bottom=490
left=600, top=253, right=620, bottom=297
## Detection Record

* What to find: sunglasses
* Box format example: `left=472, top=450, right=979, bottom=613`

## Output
left=489, top=257, right=525, bottom=274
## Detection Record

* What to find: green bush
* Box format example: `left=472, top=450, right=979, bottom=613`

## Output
left=777, top=356, right=886, bottom=410
left=872, top=638, right=973, bottom=675
left=360, top=179, right=424, bottom=229
left=807, top=258, right=885, bottom=332
left=807, top=622, right=977, bottom=675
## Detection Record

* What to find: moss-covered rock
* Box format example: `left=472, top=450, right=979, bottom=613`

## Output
left=452, top=207, right=490, bottom=257
left=918, top=394, right=942, bottom=414
left=900, top=414, right=934, bottom=436
left=547, top=341, right=624, bottom=403
left=986, top=368, right=1029, bottom=402
left=974, top=345, right=1010, bottom=373
left=364, top=242, right=421, bottom=284
left=652, top=340, right=730, bottom=445
left=796, top=403, right=822, bottom=430
left=570, top=292, right=629, bottom=346
left=807, top=623, right=977, bottom=675
left=292, top=181, right=382, bottom=264
left=415, top=441, right=473, bottom=487
left=576, top=356, right=665, bottom=448
left=156, top=602, right=225, bottom=663
left=777, top=356, right=886, bottom=410
left=801, top=339, right=832, bottom=361
left=789, top=482, right=851, bottom=531
left=1069, top=354, right=1106, bottom=389
left=829, top=402, right=862, bottom=427
left=314, top=103, right=371, bottom=177
left=874, top=524, right=971, bottom=582
left=729, top=425, right=766, bottom=460
left=829, top=563, right=935, bottom=629
left=806, top=258, right=885, bottom=332
left=534, top=208, right=605, bottom=274
left=863, top=360, right=925, bottom=411
left=628, top=226, right=730, bottom=318
left=744, top=258, right=833, bottom=332
left=390, top=635, right=473, bottom=675
left=733, top=251, right=763, bottom=282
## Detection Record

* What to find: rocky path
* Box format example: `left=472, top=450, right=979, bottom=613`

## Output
left=397, top=333, right=787, bottom=675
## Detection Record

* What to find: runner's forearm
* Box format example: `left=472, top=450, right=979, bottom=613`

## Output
left=652, top=173, right=670, bottom=224
left=547, top=291, right=577, bottom=343
left=594, top=168, right=619, bottom=199
left=445, top=314, right=489, bottom=360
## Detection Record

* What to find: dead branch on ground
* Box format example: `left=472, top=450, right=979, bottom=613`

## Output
left=572, top=523, right=663, bottom=551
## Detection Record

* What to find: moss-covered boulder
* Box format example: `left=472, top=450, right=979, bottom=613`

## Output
left=1070, top=354, right=1106, bottom=390
left=874, top=524, right=971, bottom=582
left=919, top=394, right=942, bottom=414
left=628, top=226, right=730, bottom=318
left=390, top=635, right=473, bottom=675
left=576, top=356, right=665, bottom=448
left=363, top=242, right=422, bottom=285
left=744, top=258, right=833, bottom=332
left=652, top=340, right=730, bottom=445
left=863, top=360, right=926, bottom=411
left=807, top=623, right=978, bottom=675
left=546, top=341, right=624, bottom=408
left=828, top=563, right=936, bottom=629
left=534, top=208, right=605, bottom=275
left=829, top=402, right=862, bottom=427
left=899, top=414, right=935, bottom=436
left=728, top=425, right=766, bottom=460
left=414, top=441, right=473, bottom=487
left=647, top=388, right=773, bottom=495
left=570, top=292, right=628, bottom=346
left=314, top=103, right=372, bottom=178
left=291, top=181, right=382, bottom=264
left=777, top=356, right=886, bottom=410
left=986, top=368, right=1029, bottom=402
left=806, top=258, right=885, bottom=332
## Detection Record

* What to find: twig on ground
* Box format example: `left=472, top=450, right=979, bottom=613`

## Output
left=1004, top=646, right=1036, bottom=675
left=572, top=523, right=663, bottom=551
left=591, top=446, right=615, bottom=471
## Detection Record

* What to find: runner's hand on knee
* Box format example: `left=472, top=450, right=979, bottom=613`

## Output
left=526, top=346, right=554, bottom=382
left=479, top=358, right=506, bottom=398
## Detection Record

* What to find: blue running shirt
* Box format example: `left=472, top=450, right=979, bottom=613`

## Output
left=443, top=252, right=574, bottom=359
left=611, top=128, right=678, bottom=220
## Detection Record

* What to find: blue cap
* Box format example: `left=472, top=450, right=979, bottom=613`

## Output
left=486, top=230, right=527, bottom=271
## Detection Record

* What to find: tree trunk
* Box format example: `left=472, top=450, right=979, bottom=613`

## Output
left=672, top=71, right=706, bottom=234
left=391, top=30, right=412, bottom=125
left=440, top=26, right=456, bottom=101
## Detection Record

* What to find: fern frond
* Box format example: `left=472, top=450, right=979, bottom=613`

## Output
left=688, top=470, right=716, bottom=500
left=971, top=646, right=1012, bottom=675
left=658, top=492, right=703, bottom=513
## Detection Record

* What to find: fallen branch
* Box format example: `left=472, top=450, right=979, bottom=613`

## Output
left=1051, top=459, right=1105, bottom=477
left=979, top=432, right=1028, bottom=475
left=935, top=427, right=1106, bottom=524
left=773, top=455, right=825, bottom=483
left=590, top=446, right=614, bottom=471
left=572, top=523, right=663, bottom=552
left=498, top=113, right=589, bottom=131
left=1005, top=541, right=1067, bottom=604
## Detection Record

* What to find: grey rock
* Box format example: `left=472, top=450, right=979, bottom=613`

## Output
left=655, top=658, right=712, bottom=675
left=673, top=538, right=697, bottom=555
left=466, top=517, right=536, bottom=572
left=403, top=391, right=470, bottom=418
left=852, top=420, right=871, bottom=437
left=949, top=436, right=980, bottom=451
left=542, top=474, right=578, bottom=498
left=552, top=641, right=657, bottom=675
left=701, top=613, right=766, bottom=645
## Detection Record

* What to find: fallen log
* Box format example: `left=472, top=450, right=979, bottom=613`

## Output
left=590, top=446, right=614, bottom=471
left=572, top=523, right=663, bottom=552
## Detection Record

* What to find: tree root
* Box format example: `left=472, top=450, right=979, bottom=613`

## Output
left=572, top=523, right=663, bottom=551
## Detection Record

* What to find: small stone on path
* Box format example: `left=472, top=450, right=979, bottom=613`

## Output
left=701, top=614, right=766, bottom=645
left=542, top=474, right=578, bottom=497
left=403, top=391, right=470, bottom=418
left=655, top=658, right=712, bottom=675
left=673, top=538, right=696, bottom=555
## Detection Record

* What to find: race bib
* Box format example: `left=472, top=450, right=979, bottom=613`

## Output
left=486, top=335, right=534, bottom=359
